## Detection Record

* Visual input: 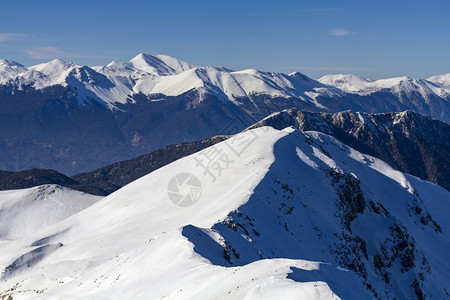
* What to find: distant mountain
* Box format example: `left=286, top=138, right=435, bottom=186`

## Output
left=0, top=54, right=449, bottom=174
left=0, top=168, right=107, bottom=195
left=1, top=126, right=448, bottom=298
left=318, top=74, right=373, bottom=92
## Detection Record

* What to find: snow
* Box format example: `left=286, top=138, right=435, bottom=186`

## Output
left=0, top=54, right=342, bottom=108
left=153, top=54, right=197, bottom=74
left=428, top=73, right=450, bottom=87
left=319, top=73, right=450, bottom=99
left=0, top=60, right=27, bottom=82
left=0, top=126, right=448, bottom=299
left=0, top=185, right=101, bottom=240
left=129, top=53, right=195, bottom=76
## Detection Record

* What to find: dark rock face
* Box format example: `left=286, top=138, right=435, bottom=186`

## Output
left=251, top=109, right=450, bottom=190
left=0, top=169, right=77, bottom=190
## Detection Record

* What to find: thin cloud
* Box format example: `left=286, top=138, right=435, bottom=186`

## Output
left=304, top=8, right=337, bottom=12
left=0, top=33, right=27, bottom=42
left=328, top=29, right=356, bottom=37
left=26, top=46, right=78, bottom=59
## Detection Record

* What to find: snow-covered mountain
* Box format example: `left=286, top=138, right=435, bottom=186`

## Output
left=1, top=54, right=449, bottom=114
left=318, top=73, right=450, bottom=102
left=0, top=54, right=342, bottom=108
left=0, top=54, right=449, bottom=174
left=0, top=126, right=448, bottom=299
left=317, top=74, right=373, bottom=93
left=428, top=73, right=450, bottom=98
left=0, top=60, right=27, bottom=78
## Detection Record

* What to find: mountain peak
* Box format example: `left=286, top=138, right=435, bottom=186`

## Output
left=428, top=73, right=450, bottom=87
left=0, top=59, right=25, bottom=68
left=0, top=59, right=27, bottom=78
left=129, top=53, right=195, bottom=75
left=129, top=53, right=174, bottom=75
left=30, top=58, right=75, bottom=72
left=318, top=74, right=372, bottom=91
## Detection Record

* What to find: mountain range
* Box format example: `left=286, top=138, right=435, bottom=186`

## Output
left=1, top=54, right=449, bottom=174
left=0, top=126, right=448, bottom=299
left=1, top=55, right=449, bottom=297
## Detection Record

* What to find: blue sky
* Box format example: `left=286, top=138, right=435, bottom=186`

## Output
left=0, top=0, right=449, bottom=79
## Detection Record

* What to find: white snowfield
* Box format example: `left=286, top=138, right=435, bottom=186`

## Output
left=0, top=127, right=449, bottom=299
left=2, top=54, right=448, bottom=110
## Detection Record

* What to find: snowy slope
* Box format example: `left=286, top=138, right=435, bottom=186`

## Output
left=427, top=74, right=450, bottom=98
left=0, top=60, right=27, bottom=80
left=0, top=185, right=101, bottom=240
left=0, top=127, right=448, bottom=299
left=428, top=73, right=450, bottom=87
left=129, top=53, right=196, bottom=75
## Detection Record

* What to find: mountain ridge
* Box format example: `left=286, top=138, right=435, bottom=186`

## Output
left=1, top=54, right=449, bottom=117
left=0, top=126, right=448, bottom=299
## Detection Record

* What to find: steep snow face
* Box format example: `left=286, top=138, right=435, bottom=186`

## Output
left=153, top=54, right=197, bottom=74
left=129, top=53, right=196, bottom=75
left=428, top=74, right=450, bottom=98
left=0, top=127, right=448, bottom=299
left=0, top=60, right=27, bottom=81
left=0, top=185, right=101, bottom=240
left=428, top=73, right=450, bottom=87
